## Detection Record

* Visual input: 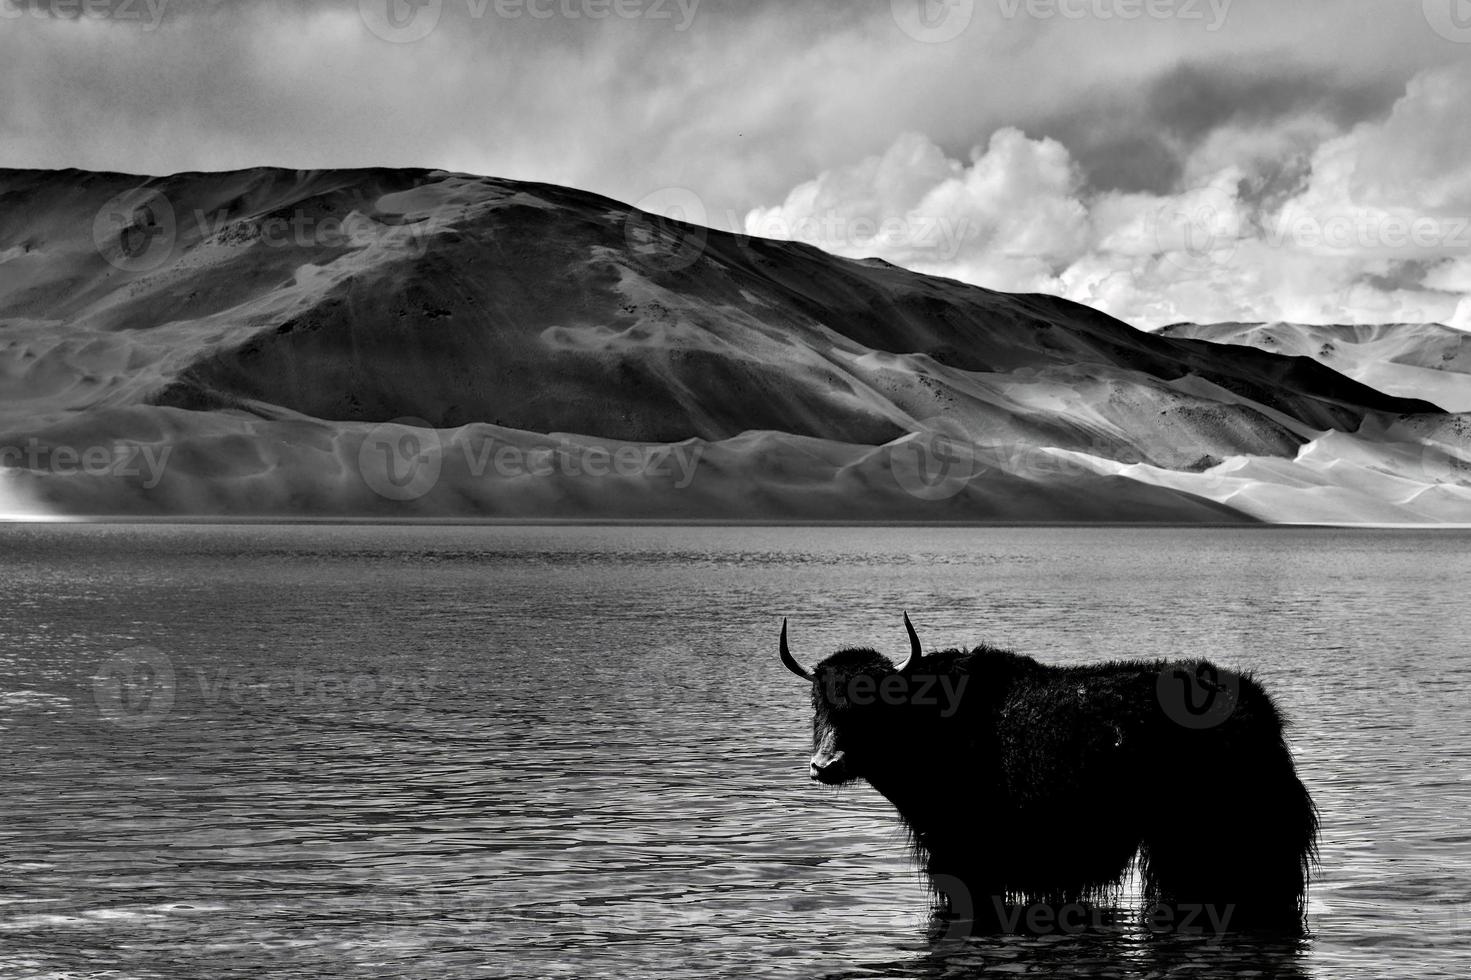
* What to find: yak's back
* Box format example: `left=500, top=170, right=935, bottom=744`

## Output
left=983, top=656, right=1290, bottom=810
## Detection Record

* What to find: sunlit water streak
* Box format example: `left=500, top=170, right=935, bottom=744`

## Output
left=1, top=524, right=1468, bottom=979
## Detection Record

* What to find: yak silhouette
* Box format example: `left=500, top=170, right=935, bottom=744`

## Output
left=781, top=615, right=1319, bottom=933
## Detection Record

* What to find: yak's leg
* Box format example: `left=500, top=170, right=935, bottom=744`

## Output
left=1139, top=757, right=1316, bottom=933
left=925, top=834, right=1134, bottom=936
left=921, top=855, right=1013, bottom=934
left=1000, top=806, right=1141, bottom=912
left=923, top=848, right=1069, bottom=936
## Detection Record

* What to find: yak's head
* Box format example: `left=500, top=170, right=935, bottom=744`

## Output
left=780, top=615, right=926, bottom=786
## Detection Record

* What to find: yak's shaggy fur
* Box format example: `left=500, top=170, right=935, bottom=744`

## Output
left=789, top=635, right=1319, bottom=933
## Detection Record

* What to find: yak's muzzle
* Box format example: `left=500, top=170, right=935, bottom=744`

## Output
left=809, top=749, right=850, bottom=784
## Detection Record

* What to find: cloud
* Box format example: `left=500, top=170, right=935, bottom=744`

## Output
left=0, top=1, right=1459, bottom=217
left=2, top=0, right=1467, bottom=327
left=743, top=63, right=1471, bottom=329
left=745, top=128, right=1090, bottom=293
left=1029, top=59, right=1406, bottom=195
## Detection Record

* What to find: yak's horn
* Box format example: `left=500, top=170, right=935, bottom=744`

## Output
left=780, top=619, right=813, bottom=681
left=896, top=612, right=923, bottom=673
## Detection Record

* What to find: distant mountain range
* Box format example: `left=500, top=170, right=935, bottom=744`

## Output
left=1159, top=321, right=1471, bottom=413
left=1, top=167, right=1467, bottom=522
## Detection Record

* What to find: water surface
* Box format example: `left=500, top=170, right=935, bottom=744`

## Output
left=2, top=524, right=1468, bottom=978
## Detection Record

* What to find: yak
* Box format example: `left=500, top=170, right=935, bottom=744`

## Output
left=780, top=615, right=1319, bottom=934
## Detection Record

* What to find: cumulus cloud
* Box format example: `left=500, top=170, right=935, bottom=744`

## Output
left=0, top=1, right=1460, bottom=220
left=2, top=0, right=1467, bottom=326
left=744, top=63, right=1471, bottom=329
left=744, top=129, right=1089, bottom=292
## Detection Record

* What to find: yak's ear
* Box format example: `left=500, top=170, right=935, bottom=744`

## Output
left=896, top=612, right=923, bottom=674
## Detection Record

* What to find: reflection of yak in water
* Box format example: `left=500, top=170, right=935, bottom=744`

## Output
left=781, top=616, right=1319, bottom=933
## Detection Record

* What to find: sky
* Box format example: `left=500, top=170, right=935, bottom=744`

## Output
left=3, top=0, right=1470, bottom=327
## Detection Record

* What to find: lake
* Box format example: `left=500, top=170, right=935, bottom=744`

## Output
left=2, top=523, right=1469, bottom=979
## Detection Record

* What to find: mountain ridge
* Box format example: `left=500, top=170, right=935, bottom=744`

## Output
left=1, top=166, right=1466, bottom=522
left=1159, top=321, right=1471, bottom=413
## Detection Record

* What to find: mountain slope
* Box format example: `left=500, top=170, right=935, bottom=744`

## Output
left=1159, top=321, right=1471, bottom=413
left=1, top=167, right=1466, bottom=522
